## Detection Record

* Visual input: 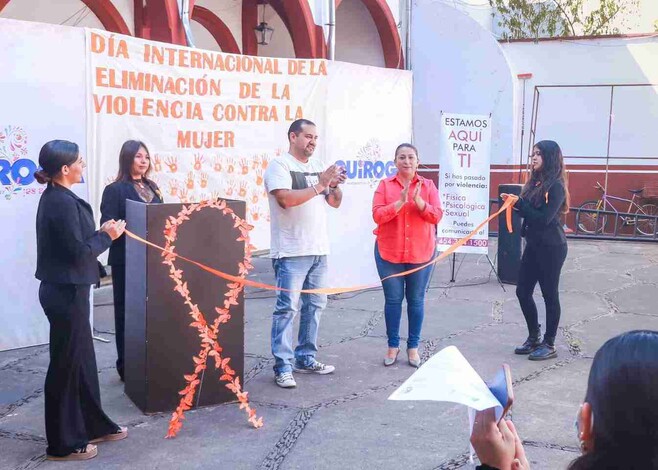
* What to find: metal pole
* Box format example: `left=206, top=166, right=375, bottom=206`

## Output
left=604, top=86, right=614, bottom=193
left=405, top=0, right=412, bottom=70
left=327, top=0, right=336, bottom=60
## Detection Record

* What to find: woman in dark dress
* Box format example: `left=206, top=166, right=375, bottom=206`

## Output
left=34, top=140, right=128, bottom=461
left=100, top=140, right=163, bottom=381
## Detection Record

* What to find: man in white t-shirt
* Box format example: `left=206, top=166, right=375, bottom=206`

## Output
left=264, top=119, right=346, bottom=388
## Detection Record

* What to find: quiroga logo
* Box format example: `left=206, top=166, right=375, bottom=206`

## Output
left=335, top=139, right=396, bottom=188
left=0, top=126, right=42, bottom=200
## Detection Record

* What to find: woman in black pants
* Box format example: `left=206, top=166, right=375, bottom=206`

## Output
left=35, top=140, right=128, bottom=460
left=101, top=140, right=163, bottom=381
left=504, top=140, right=569, bottom=361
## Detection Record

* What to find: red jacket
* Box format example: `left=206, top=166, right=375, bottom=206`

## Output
left=372, top=174, right=443, bottom=264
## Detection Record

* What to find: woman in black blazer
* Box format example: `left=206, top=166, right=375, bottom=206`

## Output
left=100, top=140, right=163, bottom=381
left=35, top=140, right=127, bottom=461
left=503, top=140, right=569, bottom=361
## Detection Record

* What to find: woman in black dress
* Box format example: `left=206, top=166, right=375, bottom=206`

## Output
left=35, top=140, right=128, bottom=461
left=100, top=140, right=163, bottom=381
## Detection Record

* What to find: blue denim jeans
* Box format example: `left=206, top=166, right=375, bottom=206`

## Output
left=271, top=256, right=328, bottom=374
left=374, top=244, right=432, bottom=349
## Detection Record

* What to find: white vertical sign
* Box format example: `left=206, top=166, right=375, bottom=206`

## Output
left=437, top=113, right=491, bottom=254
left=0, top=19, right=88, bottom=350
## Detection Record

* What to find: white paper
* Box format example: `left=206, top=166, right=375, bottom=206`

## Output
left=388, top=346, right=501, bottom=415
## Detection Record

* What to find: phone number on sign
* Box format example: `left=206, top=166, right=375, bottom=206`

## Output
left=437, top=237, right=489, bottom=247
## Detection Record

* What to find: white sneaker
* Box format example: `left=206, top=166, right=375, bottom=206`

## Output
left=293, top=361, right=335, bottom=375
left=275, top=372, right=297, bottom=388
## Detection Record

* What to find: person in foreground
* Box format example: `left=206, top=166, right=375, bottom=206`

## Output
left=264, top=119, right=346, bottom=388
left=101, top=140, right=163, bottom=381
left=35, top=140, right=128, bottom=461
left=471, top=330, right=658, bottom=469
left=503, top=140, right=569, bottom=360
left=372, top=143, right=443, bottom=367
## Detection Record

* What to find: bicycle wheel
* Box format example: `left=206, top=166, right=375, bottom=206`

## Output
left=577, top=201, right=606, bottom=234
left=635, top=203, right=658, bottom=236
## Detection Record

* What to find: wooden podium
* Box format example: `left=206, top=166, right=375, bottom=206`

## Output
left=124, top=200, right=245, bottom=413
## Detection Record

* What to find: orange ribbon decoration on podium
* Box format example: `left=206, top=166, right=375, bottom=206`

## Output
left=122, top=194, right=518, bottom=437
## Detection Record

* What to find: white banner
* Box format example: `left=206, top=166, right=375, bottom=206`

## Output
left=86, top=30, right=327, bottom=251
left=0, top=19, right=89, bottom=350
left=86, top=29, right=412, bottom=287
left=325, top=62, right=412, bottom=287
left=437, top=113, right=491, bottom=254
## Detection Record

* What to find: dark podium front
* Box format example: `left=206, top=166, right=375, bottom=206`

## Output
left=125, top=200, right=245, bottom=413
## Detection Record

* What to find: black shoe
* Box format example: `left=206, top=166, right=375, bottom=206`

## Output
left=528, top=342, right=557, bottom=361
left=514, top=335, right=542, bottom=355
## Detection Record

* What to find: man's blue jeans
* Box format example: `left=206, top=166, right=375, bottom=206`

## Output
left=271, top=256, right=327, bottom=374
left=374, top=244, right=432, bottom=349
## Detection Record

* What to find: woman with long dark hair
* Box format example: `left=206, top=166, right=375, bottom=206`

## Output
left=505, top=140, right=570, bottom=360
left=35, top=140, right=127, bottom=460
left=372, top=143, right=443, bottom=367
left=471, top=330, right=658, bottom=469
left=100, top=140, right=163, bottom=381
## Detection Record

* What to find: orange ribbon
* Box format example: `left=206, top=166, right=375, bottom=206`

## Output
left=124, top=195, right=518, bottom=295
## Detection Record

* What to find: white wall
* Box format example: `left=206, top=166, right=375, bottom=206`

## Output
left=190, top=19, right=222, bottom=52
left=1, top=0, right=104, bottom=31
left=193, top=0, right=241, bottom=52
left=336, top=0, right=385, bottom=68
left=411, top=1, right=515, bottom=165
left=257, top=4, right=296, bottom=59
left=501, top=37, right=658, bottom=164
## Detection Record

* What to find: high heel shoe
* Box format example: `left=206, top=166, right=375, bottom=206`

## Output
left=407, top=349, right=421, bottom=368
left=384, top=348, right=400, bottom=366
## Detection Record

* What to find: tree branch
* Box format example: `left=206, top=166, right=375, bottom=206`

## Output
left=551, top=0, right=577, bottom=36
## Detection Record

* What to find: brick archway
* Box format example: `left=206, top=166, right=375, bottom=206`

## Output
left=336, top=0, right=403, bottom=69
left=191, top=5, right=240, bottom=54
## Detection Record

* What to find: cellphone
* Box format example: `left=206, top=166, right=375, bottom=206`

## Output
left=487, top=364, right=514, bottom=422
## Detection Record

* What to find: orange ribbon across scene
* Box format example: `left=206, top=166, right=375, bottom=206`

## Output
left=123, top=195, right=518, bottom=295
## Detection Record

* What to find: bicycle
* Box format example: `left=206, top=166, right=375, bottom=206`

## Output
left=577, top=182, right=658, bottom=236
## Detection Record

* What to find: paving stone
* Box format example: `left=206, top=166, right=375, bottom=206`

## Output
left=246, top=336, right=421, bottom=409
left=0, top=345, right=48, bottom=370
left=37, top=404, right=297, bottom=470
left=608, top=283, right=658, bottom=315
left=0, top=436, right=45, bottom=470
left=629, top=264, right=658, bottom=284
left=560, top=270, right=634, bottom=294
left=569, top=314, right=658, bottom=356
left=282, top=391, right=468, bottom=470
left=430, top=323, right=572, bottom=384
left=512, top=358, right=592, bottom=447
left=92, top=304, right=116, bottom=335
left=0, top=369, right=43, bottom=419
left=2, top=240, right=657, bottom=470
left=577, top=252, right=654, bottom=273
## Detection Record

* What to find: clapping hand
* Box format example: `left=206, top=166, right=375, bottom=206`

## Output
left=329, top=165, right=347, bottom=188
left=413, top=180, right=426, bottom=210
left=399, top=182, right=410, bottom=205
left=319, top=164, right=341, bottom=190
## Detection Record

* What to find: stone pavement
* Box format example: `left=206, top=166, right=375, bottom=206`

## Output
left=3, top=240, right=658, bottom=470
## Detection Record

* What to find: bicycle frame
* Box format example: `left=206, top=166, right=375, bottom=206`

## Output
left=597, top=189, right=644, bottom=225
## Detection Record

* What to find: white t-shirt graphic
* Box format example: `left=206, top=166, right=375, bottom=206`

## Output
left=264, top=153, right=329, bottom=258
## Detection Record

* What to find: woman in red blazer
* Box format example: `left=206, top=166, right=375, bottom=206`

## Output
left=372, top=143, right=443, bottom=367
